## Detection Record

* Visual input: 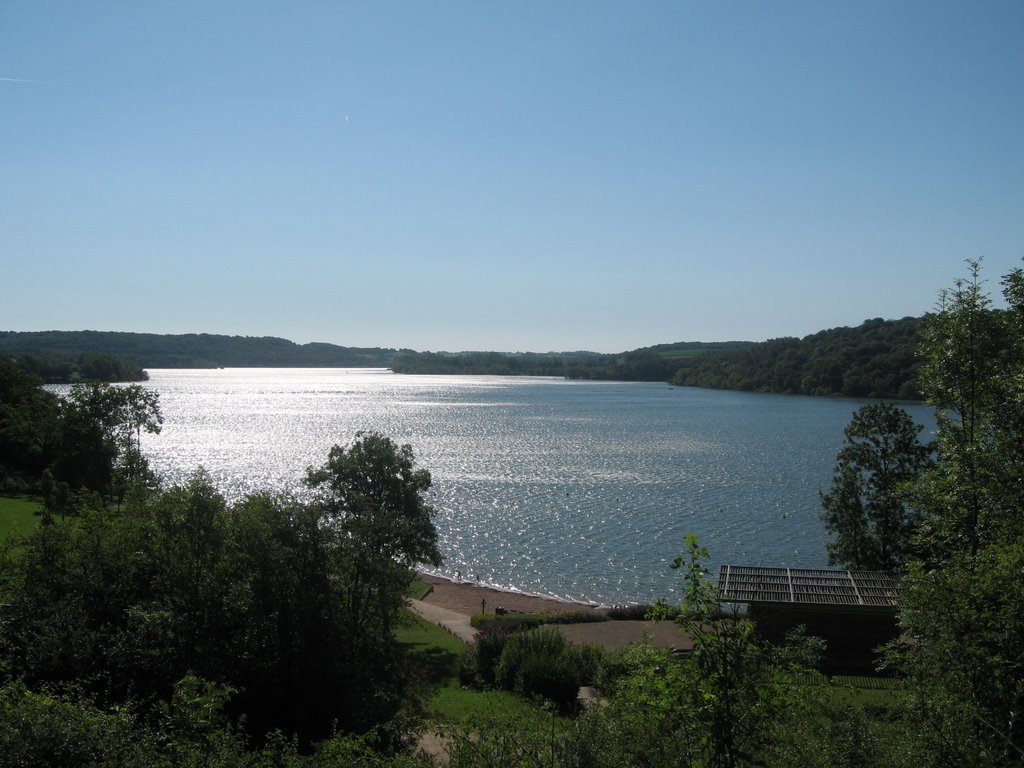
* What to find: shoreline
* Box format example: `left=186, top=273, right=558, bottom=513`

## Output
left=419, top=573, right=610, bottom=606
left=413, top=571, right=691, bottom=651
left=416, top=572, right=610, bottom=618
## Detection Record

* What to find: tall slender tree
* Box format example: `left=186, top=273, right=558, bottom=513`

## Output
left=897, top=260, right=1024, bottom=765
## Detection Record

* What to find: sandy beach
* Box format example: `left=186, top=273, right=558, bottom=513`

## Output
left=416, top=573, right=605, bottom=616
left=415, top=573, right=690, bottom=651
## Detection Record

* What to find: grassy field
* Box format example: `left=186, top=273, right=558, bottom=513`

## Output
left=0, top=495, right=42, bottom=542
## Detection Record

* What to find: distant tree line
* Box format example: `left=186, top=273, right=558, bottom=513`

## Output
left=391, top=350, right=577, bottom=376
left=671, top=316, right=926, bottom=399
left=9, top=351, right=148, bottom=383
left=3, top=318, right=934, bottom=399
left=389, top=343, right=753, bottom=381
left=395, top=319, right=928, bottom=399
left=0, top=330, right=403, bottom=369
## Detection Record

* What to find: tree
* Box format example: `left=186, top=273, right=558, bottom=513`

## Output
left=305, top=431, right=442, bottom=638
left=820, top=402, right=933, bottom=570
left=1, top=451, right=438, bottom=746
left=110, top=384, right=163, bottom=505
left=547, top=535, right=825, bottom=768
left=52, top=382, right=161, bottom=503
left=895, top=259, right=1024, bottom=765
left=665, top=535, right=823, bottom=768
left=0, top=360, right=61, bottom=492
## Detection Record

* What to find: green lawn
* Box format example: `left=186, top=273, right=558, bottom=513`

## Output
left=0, top=495, right=42, bottom=542
left=408, top=577, right=433, bottom=601
left=396, top=611, right=552, bottom=726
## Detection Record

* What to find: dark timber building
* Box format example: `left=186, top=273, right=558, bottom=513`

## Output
left=717, top=565, right=900, bottom=671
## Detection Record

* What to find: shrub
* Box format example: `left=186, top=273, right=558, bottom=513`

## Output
left=607, top=604, right=657, bottom=620
left=471, top=609, right=608, bottom=630
left=492, top=628, right=607, bottom=710
left=596, top=642, right=677, bottom=696
left=514, top=654, right=581, bottom=710
left=606, top=600, right=688, bottom=621
left=548, top=610, right=608, bottom=625
left=461, top=623, right=517, bottom=687
left=571, top=642, right=606, bottom=686
left=494, top=628, right=570, bottom=690
left=471, top=613, right=544, bottom=631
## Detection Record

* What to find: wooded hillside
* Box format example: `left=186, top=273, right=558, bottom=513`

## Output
left=670, top=317, right=925, bottom=400
left=0, top=330, right=400, bottom=369
left=2, top=318, right=927, bottom=399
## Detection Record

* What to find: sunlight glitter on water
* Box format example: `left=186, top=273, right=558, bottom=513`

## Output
left=137, top=368, right=935, bottom=605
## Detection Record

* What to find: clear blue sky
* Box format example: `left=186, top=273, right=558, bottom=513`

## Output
left=2, top=2, right=1022, bottom=353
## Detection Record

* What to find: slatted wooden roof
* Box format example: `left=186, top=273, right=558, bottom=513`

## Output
left=717, top=565, right=899, bottom=608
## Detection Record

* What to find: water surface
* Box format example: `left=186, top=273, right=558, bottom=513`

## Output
left=137, top=368, right=934, bottom=605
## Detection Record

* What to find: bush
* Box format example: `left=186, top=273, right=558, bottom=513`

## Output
left=492, top=628, right=606, bottom=710
left=461, top=624, right=517, bottom=687
left=471, top=613, right=544, bottom=631
left=494, top=628, right=570, bottom=690
left=606, top=602, right=683, bottom=621
left=549, top=610, right=608, bottom=625
left=471, top=609, right=608, bottom=630
left=606, top=604, right=653, bottom=620
left=596, top=643, right=678, bottom=696
left=514, top=654, right=581, bottom=710
left=571, top=642, right=606, bottom=686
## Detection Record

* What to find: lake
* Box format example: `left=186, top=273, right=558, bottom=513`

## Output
left=136, top=368, right=934, bottom=606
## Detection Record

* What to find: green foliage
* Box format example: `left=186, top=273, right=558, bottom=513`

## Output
left=820, top=402, right=934, bottom=569
left=462, top=626, right=604, bottom=711
left=896, top=544, right=1024, bottom=766
left=391, top=344, right=753, bottom=382
left=0, top=676, right=434, bottom=767
left=306, top=432, right=442, bottom=643
left=395, top=612, right=546, bottom=740
left=443, top=709, right=570, bottom=768
left=606, top=602, right=666, bottom=620
left=48, top=382, right=162, bottom=503
left=0, top=330, right=400, bottom=369
left=512, top=653, right=582, bottom=710
left=306, top=432, right=441, bottom=569
left=12, top=351, right=148, bottom=384
left=893, top=259, right=1024, bottom=766
left=1, top=324, right=928, bottom=398
left=672, top=316, right=926, bottom=399
left=493, top=628, right=573, bottom=689
left=0, top=679, right=151, bottom=767
left=461, top=623, right=517, bottom=687
left=470, top=609, right=607, bottom=630
left=911, top=261, right=1024, bottom=559
left=0, top=435, right=444, bottom=746
left=0, top=360, right=61, bottom=493
left=570, top=642, right=697, bottom=768
left=669, top=534, right=823, bottom=767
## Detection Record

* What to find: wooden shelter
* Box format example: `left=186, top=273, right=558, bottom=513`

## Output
left=717, top=565, right=900, bottom=671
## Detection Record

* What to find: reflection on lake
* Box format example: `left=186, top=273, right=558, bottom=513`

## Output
left=138, top=368, right=934, bottom=605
